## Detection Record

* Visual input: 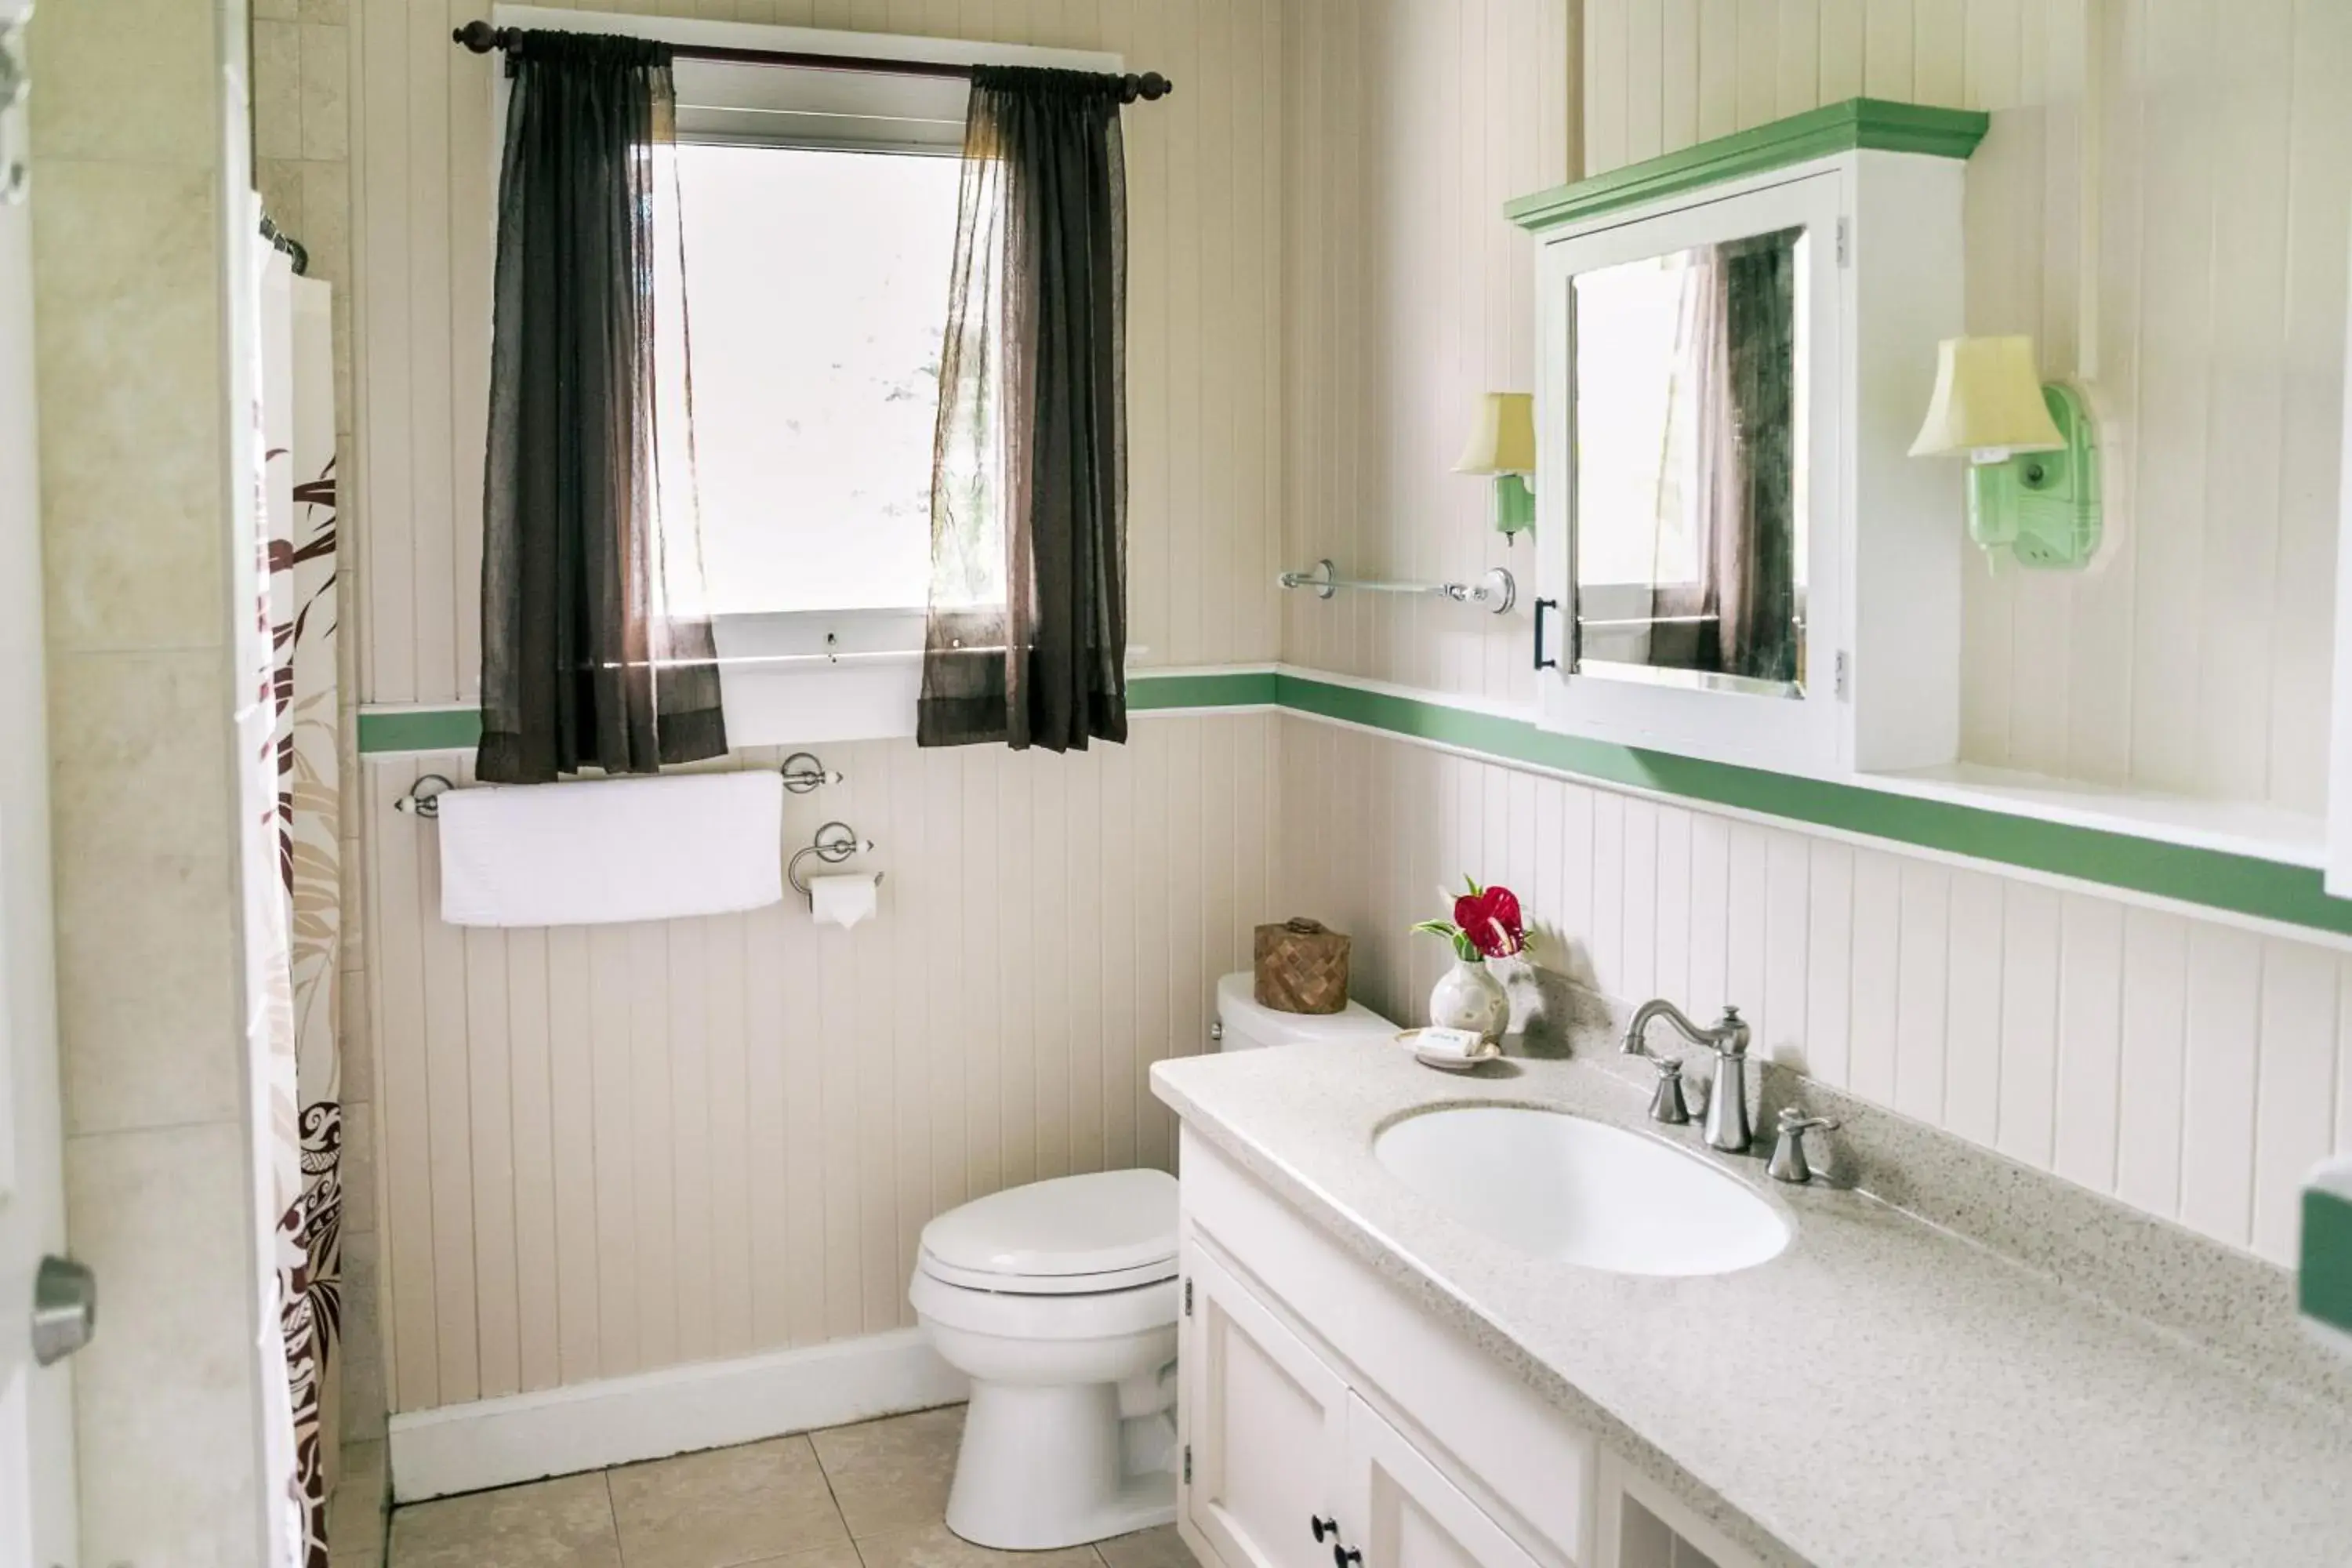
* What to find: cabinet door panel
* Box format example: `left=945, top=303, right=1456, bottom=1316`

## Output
left=1182, top=1244, right=1349, bottom=1568
left=1345, top=1395, right=1551, bottom=1568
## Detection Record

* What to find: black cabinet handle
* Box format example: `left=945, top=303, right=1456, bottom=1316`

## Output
left=1309, top=1517, right=1338, bottom=1544
left=1533, top=597, right=1560, bottom=670
left=1334, top=1548, right=1363, bottom=1568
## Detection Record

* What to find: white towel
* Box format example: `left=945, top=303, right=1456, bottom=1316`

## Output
left=437, top=771, right=786, bottom=928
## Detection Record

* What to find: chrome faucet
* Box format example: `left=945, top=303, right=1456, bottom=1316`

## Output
left=1622, top=1000, right=1753, bottom=1153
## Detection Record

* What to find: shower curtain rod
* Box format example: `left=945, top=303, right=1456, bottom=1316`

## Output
left=450, top=20, right=1174, bottom=103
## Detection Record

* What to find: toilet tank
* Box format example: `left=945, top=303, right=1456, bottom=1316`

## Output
left=1214, top=972, right=1396, bottom=1051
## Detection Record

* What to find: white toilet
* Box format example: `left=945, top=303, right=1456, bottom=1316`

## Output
left=910, top=971, right=1397, bottom=1550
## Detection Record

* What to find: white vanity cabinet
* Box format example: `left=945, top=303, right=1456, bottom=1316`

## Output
left=1174, top=1130, right=1766, bottom=1568
left=1184, top=1239, right=1544, bottom=1568
left=1512, top=100, right=1984, bottom=779
left=1181, top=1243, right=1352, bottom=1568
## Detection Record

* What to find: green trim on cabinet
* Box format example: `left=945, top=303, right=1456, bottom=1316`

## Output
left=357, top=706, right=483, bottom=754
left=2303, top=1187, right=2352, bottom=1336
left=1267, top=672, right=2352, bottom=940
left=1504, top=97, right=1991, bottom=233
left=356, top=667, right=2352, bottom=938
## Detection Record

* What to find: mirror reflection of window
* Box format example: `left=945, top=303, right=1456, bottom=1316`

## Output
left=1570, top=223, right=1808, bottom=699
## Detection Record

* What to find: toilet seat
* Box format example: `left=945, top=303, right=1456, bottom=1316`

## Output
left=917, top=1169, right=1178, bottom=1297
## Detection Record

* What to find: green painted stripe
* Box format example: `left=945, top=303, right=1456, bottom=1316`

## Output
left=1127, top=669, right=1279, bottom=710
left=1270, top=672, right=2352, bottom=939
left=1505, top=97, right=1990, bottom=233
left=2302, top=1187, right=2352, bottom=1335
left=354, top=670, right=1276, bottom=756
left=357, top=706, right=482, bottom=754
left=357, top=668, right=2352, bottom=938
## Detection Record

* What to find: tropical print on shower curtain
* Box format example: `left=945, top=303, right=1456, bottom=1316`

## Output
left=263, top=253, right=343, bottom=1568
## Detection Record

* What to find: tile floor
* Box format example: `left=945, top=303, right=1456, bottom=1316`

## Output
left=385, top=1406, right=1198, bottom=1568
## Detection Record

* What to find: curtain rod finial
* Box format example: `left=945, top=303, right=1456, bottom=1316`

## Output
left=1123, top=71, right=1173, bottom=103
left=452, top=20, right=510, bottom=54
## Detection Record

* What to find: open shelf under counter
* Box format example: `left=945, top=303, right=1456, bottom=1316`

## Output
left=1860, top=760, right=2328, bottom=869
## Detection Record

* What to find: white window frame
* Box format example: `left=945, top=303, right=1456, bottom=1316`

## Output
left=488, top=6, right=1121, bottom=744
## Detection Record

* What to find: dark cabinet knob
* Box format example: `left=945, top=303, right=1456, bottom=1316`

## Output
left=1334, top=1548, right=1363, bottom=1568
left=1309, top=1516, right=1338, bottom=1544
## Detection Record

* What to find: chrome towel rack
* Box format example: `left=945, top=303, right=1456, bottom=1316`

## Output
left=395, top=752, right=844, bottom=818
left=1277, top=558, right=1516, bottom=615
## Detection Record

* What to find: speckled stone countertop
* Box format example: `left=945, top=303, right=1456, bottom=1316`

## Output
left=1152, top=1043, right=2352, bottom=1568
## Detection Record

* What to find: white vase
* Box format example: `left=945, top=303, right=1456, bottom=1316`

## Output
left=1428, top=958, right=1508, bottom=1040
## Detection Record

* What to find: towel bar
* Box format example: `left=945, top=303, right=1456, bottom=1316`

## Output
left=395, top=753, right=844, bottom=818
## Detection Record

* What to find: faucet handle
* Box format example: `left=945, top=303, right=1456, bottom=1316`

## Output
left=1768, top=1105, right=1839, bottom=1185
left=1712, top=1004, right=1750, bottom=1055
left=1646, top=1056, right=1692, bottom=1126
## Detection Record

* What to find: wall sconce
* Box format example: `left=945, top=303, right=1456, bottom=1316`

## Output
left=1909, top=336, right=2101, bottom=569
left=1454, top=392, right=1537, bottom=543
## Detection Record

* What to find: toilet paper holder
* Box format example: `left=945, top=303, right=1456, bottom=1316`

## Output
left=788, top=820, right=881, bottom=903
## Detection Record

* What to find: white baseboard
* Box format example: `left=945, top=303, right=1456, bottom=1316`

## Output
left=387, top=1328, right=967, bottom=1503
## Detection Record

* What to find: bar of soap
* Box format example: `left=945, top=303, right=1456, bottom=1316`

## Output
left=1416, top=1027, right=1486, bottom=1058
left=2303, top=1156, right=2352, bottom=1355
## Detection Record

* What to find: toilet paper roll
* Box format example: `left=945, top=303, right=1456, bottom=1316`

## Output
left=809, top=872, right=880, bottom=931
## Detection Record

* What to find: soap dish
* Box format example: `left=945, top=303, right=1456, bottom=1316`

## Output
left=1396, top=1029, right=1503, bottom=1073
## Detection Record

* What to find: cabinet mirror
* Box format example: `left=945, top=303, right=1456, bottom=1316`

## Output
left=1570, top=223, right=1810, bottom=699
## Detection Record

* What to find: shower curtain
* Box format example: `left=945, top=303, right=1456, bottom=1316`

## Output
left=260, top=250, right=343, bottom=1568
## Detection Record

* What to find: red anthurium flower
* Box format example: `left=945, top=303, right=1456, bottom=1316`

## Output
left=1453, top=883, right=1525, bottom=959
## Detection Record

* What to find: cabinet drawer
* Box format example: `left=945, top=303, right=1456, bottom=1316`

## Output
left=1182, top=1129, right=1595, bottom=1567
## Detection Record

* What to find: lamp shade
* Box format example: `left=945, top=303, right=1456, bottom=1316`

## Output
left=1454, top=392, right=1537, bottom=474
left=1909, top=336, right=2065, bottom=459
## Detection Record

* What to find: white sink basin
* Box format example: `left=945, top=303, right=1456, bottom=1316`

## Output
left=1373, top=1105, right=1791, bottom=1276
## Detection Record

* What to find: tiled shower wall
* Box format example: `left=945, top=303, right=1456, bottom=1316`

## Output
left=1276, top=714, right=2352, bottom=1269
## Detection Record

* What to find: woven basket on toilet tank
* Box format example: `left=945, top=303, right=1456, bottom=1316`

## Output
left=1252, top=917, right=1351, bottom=1014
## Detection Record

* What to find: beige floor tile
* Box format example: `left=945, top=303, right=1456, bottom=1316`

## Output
left=808, top=1406, right=967, bottom=1539
left=389, top=1473, right=620, bottom=1568
left=739, top=1548, right=866, bottom=1568
left=1095, top=1526, right=1197, bottom=1568
left=852, top=1523, right=1103, bottom=1568
left=608, top=1435, right=852, bottom=1568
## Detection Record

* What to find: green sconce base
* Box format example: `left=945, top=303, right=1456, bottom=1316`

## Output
left=1492, top=473, right=1535, bottom=540
left=1966, top=383, right=2101, bottom=569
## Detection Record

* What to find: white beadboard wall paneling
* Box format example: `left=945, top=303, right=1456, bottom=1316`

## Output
left=364, top=715, right=1277, bottom=1412
left=352, top=0, right=1283, bottom=710
left=1330, top=0, right=2352, bottom=814
left=1278, top=714, right=2352, bottom=1269
left=1279, top=0, right=1572, bottom=708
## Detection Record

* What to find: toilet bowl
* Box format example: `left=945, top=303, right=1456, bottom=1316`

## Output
left=912, top=975, right=1398, bottom=1549
left=910, top=1168, right=1183, bottom=1551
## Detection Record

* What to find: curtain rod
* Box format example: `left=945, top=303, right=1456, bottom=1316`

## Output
left=449, top=20, right=1174, bottom=103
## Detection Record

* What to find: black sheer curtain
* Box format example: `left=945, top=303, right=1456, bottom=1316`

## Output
left=477, top=30, right=727, bottom=784
left=919, top=66, right=1129, bottom=751
left=1649, top=227, right=1799, bottom=686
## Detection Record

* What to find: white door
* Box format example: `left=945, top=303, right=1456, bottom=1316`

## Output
left=0, top=8, right=87, bottom=1565
left=1180, top=1244, right=1351, bottom=1568
left=1341, top=1396, right=1548, bottom=1568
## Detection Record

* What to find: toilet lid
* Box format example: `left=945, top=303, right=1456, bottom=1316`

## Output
left=917, top=1169, right=1178, bottom=1294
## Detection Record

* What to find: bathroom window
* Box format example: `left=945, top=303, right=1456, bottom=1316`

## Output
left=504, top=12, right=1127, bottom=741
left=673, top=141, right=962, bottom=619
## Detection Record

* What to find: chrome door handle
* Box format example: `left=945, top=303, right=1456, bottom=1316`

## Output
left=31, top=1254, right=96, bottom=1367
